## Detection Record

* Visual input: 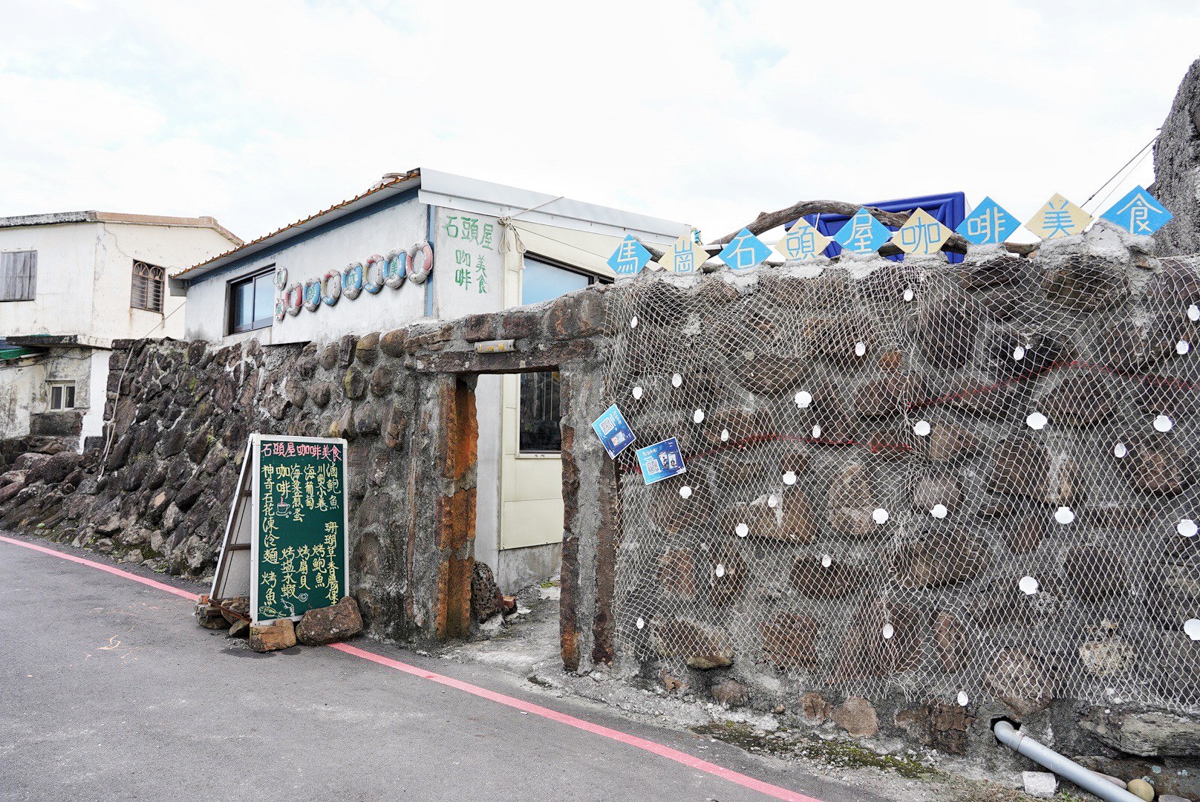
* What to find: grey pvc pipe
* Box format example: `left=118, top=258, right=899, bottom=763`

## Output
left=993, top=720, right=1143, bottom=802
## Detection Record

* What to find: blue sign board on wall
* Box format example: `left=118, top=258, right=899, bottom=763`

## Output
left=635, top=438, right=687, bottom=485
left=591, top=404, right=636, bottom=459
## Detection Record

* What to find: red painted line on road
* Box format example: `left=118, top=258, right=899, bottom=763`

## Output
left=2, top=532, right=823, bottom=802
left=0, top=534, right=197, bottom=601
left=331, top=642, right=823, bottom=802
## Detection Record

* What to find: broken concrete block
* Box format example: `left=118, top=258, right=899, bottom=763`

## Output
left=1022, top=770, right=1057, bottom=798
left=249, top=619, right=297, bottom=652
left=296, top=596, right=363, bottom=646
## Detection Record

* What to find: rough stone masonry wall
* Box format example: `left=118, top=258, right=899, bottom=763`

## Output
left=585, top=235, right=1200, bottom=776
left=4, top=234, right=1200, bottom=777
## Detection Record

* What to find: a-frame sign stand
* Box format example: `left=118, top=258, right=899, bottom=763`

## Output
left=210, top=439, right=255, bottom=605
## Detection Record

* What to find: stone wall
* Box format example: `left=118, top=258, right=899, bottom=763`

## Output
left=2, top=232, right=1200, bottom=773
left=1154, top=57, right=1200, bottom=255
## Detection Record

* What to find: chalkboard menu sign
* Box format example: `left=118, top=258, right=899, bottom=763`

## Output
left=211, top=434, right=350, bottom=624
left=251, top=435, right=349, bottom=623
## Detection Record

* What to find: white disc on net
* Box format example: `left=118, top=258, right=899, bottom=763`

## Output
left=1054, top=506, right=1075, bottom=525
left=811, top=424, right=822, bottom=438
left=854, top=342, right=867, bottom=358
left=1178, top=518, right=1198, bottom=538
left=630, top=316, right=638, bottom=329
left=1019, top=576, right=1040, bottom=595
left=872, top=508, right=889, bottom=524
left=1185, top=619, right=1200, bottom=641
left=679, top=485, right=692, bottom=500
left=671, top=372, right=683, bottom=387
left=1026, top=412, right=1048, bottom=430
left=903, top=288, right=914, bottom=302
left=957, top=691, right=969, bottom=707
left=1154, top=415, right=1174, bottom=433
left=636, top=617, right=645, bottom=630
left=1178, top=341, right=1191, bottom=355
left=693, top=408, right=705, bottom=424
left=735, top=522, right=749, bottom=538
left=882, top=623, right=895, bottom=640
left=720, top=429, right=730, bottom=442
left=930, top=504, right=948, bottom=519
left=1114, top=442, right=1128, bottom=458
left=632, top=386, right=643, bottom=400
left=1013, top=346, right=1026, bottom=361
left=913, top=420, right=931, bottom=437
left=820, top=554, right=832, bottom=568
left=782, top=471, right=797, bottom=486
left=767, top=495, right=779, bottom=509
left=795, top=390, right=813, bottom=408
left=1190, top=303, right=1200, bottom=322
left=715, top=564, right=725, bottom=578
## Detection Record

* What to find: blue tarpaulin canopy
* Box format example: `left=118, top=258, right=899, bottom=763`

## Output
left=799, top=192, right=967, bottom=263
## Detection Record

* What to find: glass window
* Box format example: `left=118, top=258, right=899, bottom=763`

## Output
left=131, top=260, right=165, bottom=312
left=520, top=257, right=590, bottom=305
left=228, top=267, right=275, bottom=334
left=517, top=256, right=600, bottom=454
left=49, top=383, right=75, bottom=410
left=520, top=371, right=561, bottom=452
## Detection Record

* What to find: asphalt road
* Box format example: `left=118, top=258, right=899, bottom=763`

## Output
left=0, top=533, right=895, bottom=802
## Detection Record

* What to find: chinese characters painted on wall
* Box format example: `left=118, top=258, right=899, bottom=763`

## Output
left=444, top=214, right=494, bottom=294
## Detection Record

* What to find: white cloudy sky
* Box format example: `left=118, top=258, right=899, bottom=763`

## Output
left=1, top=1, right=1197, bottom=244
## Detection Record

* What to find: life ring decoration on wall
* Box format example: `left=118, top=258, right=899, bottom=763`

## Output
left=273, top=242, right=433, bottom=322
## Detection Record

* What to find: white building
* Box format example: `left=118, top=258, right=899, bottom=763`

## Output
left=176, top=168, right=690, bottom=589
left=0, top=211, right=241, bottom=448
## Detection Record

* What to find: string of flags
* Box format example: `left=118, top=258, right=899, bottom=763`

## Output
left=608, top=185, right=1175, bottom=276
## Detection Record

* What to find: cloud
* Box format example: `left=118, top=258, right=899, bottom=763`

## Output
left=0, top=0, right=1195, bottom=246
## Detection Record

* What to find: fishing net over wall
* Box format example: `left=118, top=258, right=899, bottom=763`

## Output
left=602, top=244, right=1200, bottom=714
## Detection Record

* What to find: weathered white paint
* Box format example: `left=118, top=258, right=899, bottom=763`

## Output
left=0, top=361, right=39, bottom=439
left=0, top=215, right=237, bottom=448
left=183, top=197, right=433, bottom=344
left=79, top=350, right=112, bottom=449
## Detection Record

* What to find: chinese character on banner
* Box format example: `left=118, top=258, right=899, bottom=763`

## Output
left=660, top=232, right=709, bottom=274
left=607, top=235, right=652, bottom=276
left=1026, top=193, right=1091, bottom=240
left=718, top=228, right=772, bottom=270
left=1101, top=186, right=1173, bottom=235
left=957, top=196, right=1020, bottom=245
left=443, top=216, right=459, bottom=238
left=833, top=208, right=891, bottom=255
left=892, top=208, right=952, bottom=256
left=774, top=218, right=832, bottom=261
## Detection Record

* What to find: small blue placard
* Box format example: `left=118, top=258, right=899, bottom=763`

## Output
left=635, top=437, right=687, bottom=485
left=956, top=196, right=1020, bottom=245
left=833, top=207, right=892, bottom=254
left=607, top=235, right=652, bottom=276
left=1101, top=186, right=1173, bottom=236
left=591, top=404, right=636, bottom=459
left=718, top=228, right=772, bottom=270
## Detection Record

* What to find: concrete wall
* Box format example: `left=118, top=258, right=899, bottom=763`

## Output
left=0, top=361, right=40, bottom=439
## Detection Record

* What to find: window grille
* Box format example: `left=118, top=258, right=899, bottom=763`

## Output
left=131, top=261, right=165, bottom=312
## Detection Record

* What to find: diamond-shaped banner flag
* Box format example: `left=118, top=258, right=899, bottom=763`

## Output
left=1025, top=193, right=1091, bottom=240
left=660, top=232, right=710, bottom=274
left=775, top=218, right=832, bottom=261
left=1101, top=186, right=1173, bottom=236
left=892, top=208, right=952, bottom=256
left=957, top=196, right=1020, bottom=245
left=718, top=228, right=772, bottom=270
left=607, top=235, right=652, bottom=277
left=833, top=207, right=891, bottom=255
